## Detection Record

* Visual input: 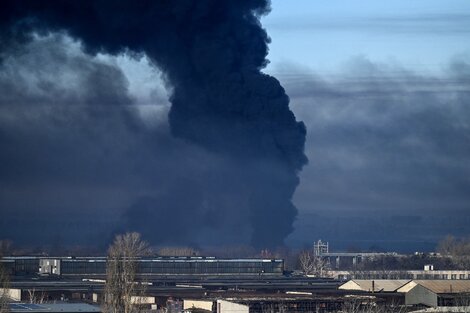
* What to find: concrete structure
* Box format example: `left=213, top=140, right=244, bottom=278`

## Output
left=216, top=300, right=249, bottom=313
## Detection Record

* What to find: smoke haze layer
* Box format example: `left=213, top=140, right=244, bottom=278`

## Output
left=0, top=1, right=307, bottom=248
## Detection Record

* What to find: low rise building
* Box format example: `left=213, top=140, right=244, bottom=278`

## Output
left=339, top=279, right=410, bottom=293
left=331, top=270, right=470, bottom=281
left=340, top=279, right=470, bottom=308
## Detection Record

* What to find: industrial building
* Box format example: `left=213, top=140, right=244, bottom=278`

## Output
left=398, top=280, right=470, bottom=307
left=2, top=256, right=284, bottom=277
left=1, top=257, right=40, bottom=276
left=331, top=269, right=470, bottom=280
left=312, top=239, right=402, bottom=269
left=183, top=296, right=351, bottom=313
left=4, top=254, right=470, bottom=313
left=340, top=279, right=470, bottom=308
left=339, top=279, right=411, bottom=293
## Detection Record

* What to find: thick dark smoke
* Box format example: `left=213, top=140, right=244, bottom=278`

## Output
left=0, top=1, right=307, bottom=248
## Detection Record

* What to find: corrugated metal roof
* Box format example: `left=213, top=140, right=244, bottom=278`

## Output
left=397, top=281, right=419, bottom=293
left=339, top=280, right=410, bottom=292
left=413, top=280, right=470, bottom=294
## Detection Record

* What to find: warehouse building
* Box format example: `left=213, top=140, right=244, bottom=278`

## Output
left=340, top=279, right=470, bottom=308
left=331, top=270, right=470, bottom=280
left=339, top=279, right=410, bottom=293
left=2, top=256, right=284, bottom=277
left=398, top=280, right=470, bottom=307
left=0, top=257, right=39, bottom=276
left=184, top=296, right=346, bottom=313
left=36, top=256, right=284, bottom=277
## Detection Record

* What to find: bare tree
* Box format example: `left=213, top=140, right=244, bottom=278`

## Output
left=260, top=302, right=288, bottom=313
left=299, top=249, right=330, bottom=277
left=299, top=249, right=315, bottom=275
left=342, top=298, right=407, bottom=313
left=0, top=242, right=12, bottom=257
left=454, top=292, right=470, bottom=313
left=26, top=289, right=47, bottom=304
left=103, top=232, right=151, bottom=313
left=437, top=236, right=470, bottom=269
left=438, top=235, right=457, bottom=256
left=342, top=298, right=363, bottom=313
left=0, top=250, right=10, bottom=313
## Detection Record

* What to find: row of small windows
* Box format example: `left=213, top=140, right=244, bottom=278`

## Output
left=60, top=260, right=283, bottom=275
left=0, top=260, right=39, bottom=274
left=415, top=274, right=470, bottom=280
left=2, top=259, right=283, bottom=275
left=340, top=273, right=470, bottom=280
left=61, top=262, right=106, bottom=274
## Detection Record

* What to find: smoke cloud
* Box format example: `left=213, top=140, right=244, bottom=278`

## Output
left=0, top=1, right=307, bottom=248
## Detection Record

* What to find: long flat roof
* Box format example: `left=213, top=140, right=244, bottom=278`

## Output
left=403, top=280, right=470, bottom=294
left=8, top=256, right=282, bottom=262
left=339, top=280, right=411, bottom=292
left=46, top=257, right=283, bottom=263
left=9, top=303, right=100, bottom=313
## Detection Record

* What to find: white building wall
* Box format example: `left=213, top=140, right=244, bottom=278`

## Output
left=183, top=300, right=214, bottom=311
left=130, top=296, right=156, bottom=304
left=39, top=259, right=61, bottom=275
left=217, top=300, right=249, bottom=313
left=0, top=288, right=22, bottom=301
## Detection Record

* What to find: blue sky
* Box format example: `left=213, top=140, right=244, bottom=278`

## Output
left=263, top=0, right=470, bottom=75
left=261, top=1, right=470, bottom=250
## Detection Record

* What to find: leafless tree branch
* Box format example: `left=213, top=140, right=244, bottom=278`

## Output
left=103, top=232, right=151, bottom=313
left=0, top=248, right=10, bottom=313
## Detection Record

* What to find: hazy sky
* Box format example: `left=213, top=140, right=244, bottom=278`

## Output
left=1, top=1, right=469, bottom=252
left=263, top=0, right=470, bottom=250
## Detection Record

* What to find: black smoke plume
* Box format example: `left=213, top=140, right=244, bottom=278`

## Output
left=0, top=1, right=307, bottom=248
